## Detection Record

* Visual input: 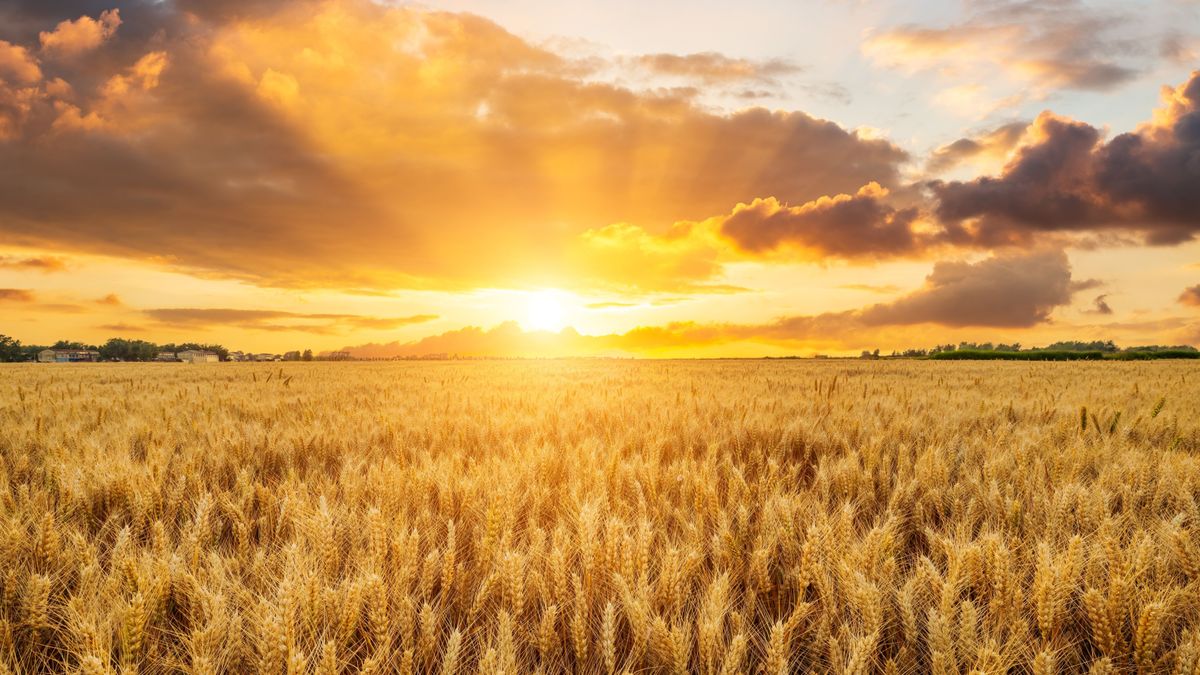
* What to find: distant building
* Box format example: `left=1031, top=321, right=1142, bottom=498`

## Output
left=253, top=353, right=281, bottom=362
left=38, top=349, right=100, bottom=363
left=227, top=351, right=247, bottom=362
left=178, top=350, right=220, bottom=363
left=156, top=352, right=179, bottom=362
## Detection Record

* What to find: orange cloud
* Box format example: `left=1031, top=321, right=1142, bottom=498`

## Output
left=569, top=221, right=735, bottom=293
left=97, top=322, right=146, bottom=332
left=839, top=283, right=902, bottom=294
left=628, top=52, right=801, bottom=84
left=0, top=0, right=906, bottom=293
left=0, top=40, right=41, bottom=83
left=0, top=288, right=35, bottom=302
left=718, top=183, right=927, bottom=259
left=0, top=255, right=67, bottom=272
left=143, top=307, right=437, bottom=334
left=1181, top=286, right=1200, bottom=308
left=926, top=121, right=1028, bottom=174
left=39, top=9, right=120, bottom=57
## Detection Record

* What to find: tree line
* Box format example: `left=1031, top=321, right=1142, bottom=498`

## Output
left=881, top=340, right=1197, bottom=359
left=0, top=335, right=313, bottom=362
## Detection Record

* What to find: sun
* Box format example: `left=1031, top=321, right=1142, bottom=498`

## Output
left=525, top=290, right=569, bottom=332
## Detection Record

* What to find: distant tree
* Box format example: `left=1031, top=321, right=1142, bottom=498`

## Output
left=1122, top=344, right=1198, bottom=353
left=0, top=334, right=22, bottom=362
left=1039, top=340, right=1116, bottom=352
left=284, top=351, right=301, bottom=361
left=51, top=340, right=96, bottom=351
left=100, top=338, right=159, bottom=361
left=302, top=349, right=313, bottom=362
left=161, top=342, right=230, bottom=361
left=20, top=344, right=48, bottom=361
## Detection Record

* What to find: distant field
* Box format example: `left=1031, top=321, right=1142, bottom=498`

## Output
left=2, top=360, right=1200, bottom=673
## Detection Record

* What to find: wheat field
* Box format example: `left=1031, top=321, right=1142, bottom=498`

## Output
left=1, top=360, right=1200, bottom=674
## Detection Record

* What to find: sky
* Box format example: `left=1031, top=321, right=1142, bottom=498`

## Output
left=1, top=0, right=1199, bottom=357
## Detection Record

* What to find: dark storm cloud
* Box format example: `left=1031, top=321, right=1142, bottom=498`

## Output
left=855, top=249, right=1086, bottom=328
left=932, top=71, right=1200, bottom=246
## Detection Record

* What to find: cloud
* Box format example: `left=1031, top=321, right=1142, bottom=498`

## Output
left=1085, top=294, right=1114, bottom=315
left=568, top=180, right=943, bottom=283
left=143, top=307, right=437, bottom=334
left=346, top=250, right=1092, bottom=356
left=3, top=0, right=1189, bottom=305
left=926, top=121, right=1027, bottom=173
left=568, top=220, right=736, bottom=293
left=97, top=322, right=145, bottom=332
left=0, top=0, right=908, bottom=292
left=174, top=0, right=313, bottom=22
left=854, top=249, right=1085, bottom=328
left=838, top=283, right=902, bottom=294
left=864, top=0, right=1151, bottom=99
left=0, top=290, right=86, bottom=313
left=718, top=183, right=928, bottom=259
left=586, top=301, right=637, bottom=309
left=95, top=293, right=122, bottom=306
left=0, top=40, right=41, bottom=83
left=39, top=8, right=120, bottom=57
left=1181, top=285, right=1200, bottom=307
left=0, top=288, right=35, bottom=302
left=0, top=255, right=67, bottom=272
left=932, top=72, right=1200, bottom=247
left=628, top=52, right=801, bottom=84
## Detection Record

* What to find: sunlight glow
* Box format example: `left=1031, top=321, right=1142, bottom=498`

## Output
left=525, top=290, right=569, bottom=332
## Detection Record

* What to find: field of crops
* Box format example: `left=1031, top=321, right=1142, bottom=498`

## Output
left=2, top=360, right=1200, bottom=674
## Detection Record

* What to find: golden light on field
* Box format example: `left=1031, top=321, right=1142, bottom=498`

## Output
left=7, top=2, right=1200, bottom=674
left=5, top=360, right=1200, bottom=673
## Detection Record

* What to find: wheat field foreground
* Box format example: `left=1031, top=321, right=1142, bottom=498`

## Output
left=3, top=362, right=1200, bottom=674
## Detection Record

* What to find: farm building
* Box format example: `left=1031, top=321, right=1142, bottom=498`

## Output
left=37, top=349, right=100, bottom=363
left=178, top=350, right=220, bottom=363
left=155, top=352, right=179, bottom=362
